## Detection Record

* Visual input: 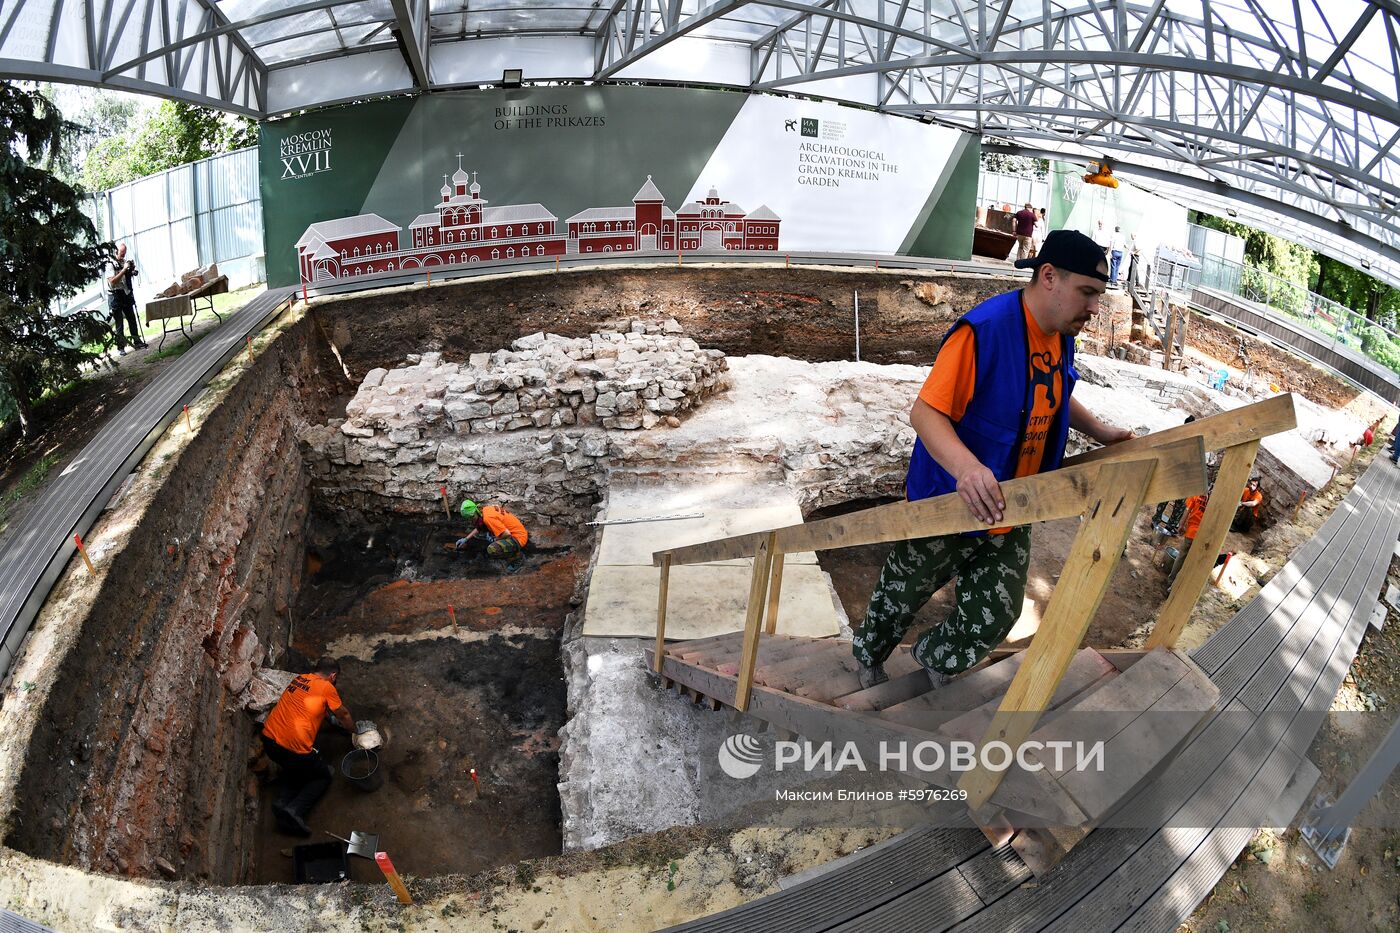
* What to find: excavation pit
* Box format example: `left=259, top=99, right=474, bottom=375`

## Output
left=243, top=514, right=584, bottom=884
left=0, top=265, right=1380, bottom=931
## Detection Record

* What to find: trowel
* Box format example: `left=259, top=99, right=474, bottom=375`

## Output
left=325, top=829, right=380, bottom=860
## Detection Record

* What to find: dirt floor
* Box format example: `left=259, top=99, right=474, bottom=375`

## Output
left=1183, top=312, right=1392, bottom=427
left=320, top=266, right=1024, bottom=376
left=248, top=516, right=588, bottom=884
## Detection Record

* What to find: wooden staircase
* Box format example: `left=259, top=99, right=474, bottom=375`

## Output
left=649, top=634, right=1219, bottom=873
left=646, top=396, right=1297, bottom=874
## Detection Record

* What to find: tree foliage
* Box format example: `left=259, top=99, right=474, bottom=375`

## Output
left=1190, top=212, right=1318, bottom=290
left=0, top=82, right=112, bottom=435
left=980, top=153, right=1049, bottom=180
left=1312, top=254, right=1400, bottom=326
left=80, top=99, right=258, bottom=191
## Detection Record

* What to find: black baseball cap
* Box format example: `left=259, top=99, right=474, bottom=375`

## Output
left=1014, top=229, right=1110, bottom=281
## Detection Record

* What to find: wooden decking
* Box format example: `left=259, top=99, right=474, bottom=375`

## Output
left=660, top=455, right=1400, bottom=932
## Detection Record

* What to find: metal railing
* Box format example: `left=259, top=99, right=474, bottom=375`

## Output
left=1192, top=255, right=1400, bottom=376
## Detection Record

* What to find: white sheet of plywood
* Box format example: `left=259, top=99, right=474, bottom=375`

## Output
left=581, top=564, right=842, bottom=639
left=596, top=482, right=818, bottom=567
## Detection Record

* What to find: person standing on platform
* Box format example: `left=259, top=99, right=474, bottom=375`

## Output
left=1108, top=225, right=1126, bottom=284
left=1013, top=203, right=1038, bottom=261
left=105, top=242, right=148, bottom=354
left=1032, top=208, right=1048, bottom=258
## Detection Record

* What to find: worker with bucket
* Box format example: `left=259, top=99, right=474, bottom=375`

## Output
left=262, top=656, right=355, bottom=837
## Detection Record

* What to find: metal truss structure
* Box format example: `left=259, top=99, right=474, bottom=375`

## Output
left=2, top=0, right=1398, bottom=283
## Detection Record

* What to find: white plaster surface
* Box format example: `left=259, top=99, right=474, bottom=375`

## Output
left=583, top=564, right=843, bottom=638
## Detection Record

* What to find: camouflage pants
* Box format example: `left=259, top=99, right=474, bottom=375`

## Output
left=852, top=525, right=1031, bottom=675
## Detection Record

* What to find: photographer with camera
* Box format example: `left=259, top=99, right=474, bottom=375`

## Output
left=105, top=242, right=148, bottom=354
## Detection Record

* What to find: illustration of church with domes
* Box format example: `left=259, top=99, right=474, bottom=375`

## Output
left=294, top=156, right=781, bottom=284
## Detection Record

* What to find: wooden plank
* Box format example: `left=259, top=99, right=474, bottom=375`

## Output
left=734, top=533, right=775, bottom=712
left=881, top=653, right=1030, bottom=730
left=1194, top=471, right=1351, bottom=674
left=792, top=650, right=926, bottom=703
left=822, top=865, right=984, bottom=933
left=936, top=649, right=1117, bottom=744
left=751, top=640, right=855, bottom=685
left=1115, top=745, right=1318, bottom=932
left=834, top=669, right=939, bottom=712
left=1041, top=658, right=1219, bottom=824
left=954, top=843, right=1033, bottom=904
left=715, top=638, right=830, bottom=677
left=1208, top=485, right=1386, bottom=702
left=649, top=651, right=1089, bottom=825
left=1148, top=439, right=1261, bottom=649
left=684, top=633, right=803, bottom=669
left=1233, top=483, right=1389, bottom=712
left=762, top=552, right=786, bottom=636
left=663, top=823, right=986, bottom=932
left=668, top=631, right=745, bottom=658
left=1062, top=393, right=1295, bottom=468
left=653, top=438, right=1207, bottom=567
left=653, top=554, right=672, bottom=673
left=960, top=458, right=1154, bottom=810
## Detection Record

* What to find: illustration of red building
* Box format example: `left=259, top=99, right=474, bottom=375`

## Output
left=674, top=187, right=781, bottom=251
left=564, top=179, right=781, bottom=254
left=295, top=164, right=780, bottom=283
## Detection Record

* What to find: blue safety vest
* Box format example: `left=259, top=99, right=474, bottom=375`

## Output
left=906, top=290, right=1078, bottom=509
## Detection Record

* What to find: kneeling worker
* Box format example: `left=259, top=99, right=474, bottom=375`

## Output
left=853, top=230, right=1133, bottom=689
left=261, top=656, right=354, bottom=836
left=455, top=499, right=528, bottom=570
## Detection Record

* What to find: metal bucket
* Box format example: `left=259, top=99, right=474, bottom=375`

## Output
left=341, top=748, right=383, bottom=792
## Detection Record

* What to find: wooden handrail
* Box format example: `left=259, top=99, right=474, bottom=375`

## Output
left=652, top=394, right=1296, bottom=568
left=652, top=437, right=1207, bottom=568
left=1061, top=392, right=1295, bottom=467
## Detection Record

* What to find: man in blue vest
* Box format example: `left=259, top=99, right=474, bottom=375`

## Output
left=854, top=230, right=1133, bottom=689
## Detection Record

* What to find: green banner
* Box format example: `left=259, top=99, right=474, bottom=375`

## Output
left=260, top=87, right=980, bottom=287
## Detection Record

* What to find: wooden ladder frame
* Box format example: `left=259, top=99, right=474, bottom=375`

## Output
left=651, top=395, right=1295, bottom=802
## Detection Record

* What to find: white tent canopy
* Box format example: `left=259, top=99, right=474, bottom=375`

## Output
left=2, top=0, right=1398, bottom=284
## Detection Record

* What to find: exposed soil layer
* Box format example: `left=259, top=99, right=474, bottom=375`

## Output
left=243, top=514, right=585, bottom=883
left=250, top=633, right=566, bottom=883
left=320, top=267, right=1113, bottom=372
left=811, top=496, right=1249, bottom=651
left=1184, top=312, right=1365, bottom=411
left=296, top=515, right=584, bottom=651
left=3, top=316, right=351, bottom=883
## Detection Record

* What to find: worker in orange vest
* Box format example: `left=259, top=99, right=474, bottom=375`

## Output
left=452, top=499, right=528, bottom=572
left=1167, top=494, right=1208, bottom=587
left=1232, top=476, right=1265, bottom=533
left=261, top=656, right=354, bottom=837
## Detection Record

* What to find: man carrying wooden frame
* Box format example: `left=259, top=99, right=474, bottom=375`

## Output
left=854, top=230, right=1134, bottom=689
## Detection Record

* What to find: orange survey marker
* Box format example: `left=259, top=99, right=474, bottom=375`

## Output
left=440, top=486, right=451, bottom=516
left=469, top=767, right=481, bottom=796
left=246, top=335, right=254, bottom=364
left=374, top=852, right=413, bottom=905
left=448, top=604, right=458, bottom=634
left=183, top=404, right=192, bottom=432
left=73, top=534, right=95, bottom=575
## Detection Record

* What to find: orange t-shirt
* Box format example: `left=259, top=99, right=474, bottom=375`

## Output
left=1181, top=495, right=1208, bottom=540
left=262, top=674, right=342, bottom=754
left=1239, top=486, right=1263, bottom=517
left=481, top=505, right=527, bottom=546
left=918, top=298, right=1065, bottom=531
